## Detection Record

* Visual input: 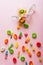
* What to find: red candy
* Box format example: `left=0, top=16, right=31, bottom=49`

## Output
left=37, top=51, right=41, bottom=57
left=13, top=57, right=17, bottom=63
left=24, top=33, right=28, bottom=37
left=36, top=42, right=41, bottom=47
left=22, top=46, right=25, bottom=52
left=29, top=61, right=33, bottom=65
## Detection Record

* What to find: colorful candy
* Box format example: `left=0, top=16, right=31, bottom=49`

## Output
left=25, top=37, right=30, bottom=44
left=13, top=34, right=18, bottom=40
left=32, top=33, right=37, bottom=39
left=19, top=32, right=22, bottom=37
left=39, top=58, right=42, bottom=63
left=18, top=9, right=26, bottom=15
left=9, top=48, right=14, bottom=54
left=25, top=62, right=28, bottom=65
left=13, top=57, right=17, bottom=63
left=5, top=50, right=8, bottom=59
left=24, top=23, right=29, bottom=28
left=29, top=61, right=33, bottom=65
left=30, top=42, right=33, bottom=47
left=4, top=39, right=9, bottom=44
left=32, top=47, right=36, bottom=52
left=22, top=46, right=25, bottom=52
left=20, top=56, right=25, bottom=62
left=36, top=51, right=41, bottom=57
left=17, top=51, right=20, bottom=58
left=15, top=41, right=19, bottom=49
left=7, top=30, right=12, bottom=35
left=0, top=46, right=5, bottom=52
left=36, top=42, right=41, bottom=47
left=24, top=33, right=28, bottom=37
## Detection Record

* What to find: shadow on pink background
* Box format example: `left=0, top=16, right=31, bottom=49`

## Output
left=0, top=0, right=43, bottom=65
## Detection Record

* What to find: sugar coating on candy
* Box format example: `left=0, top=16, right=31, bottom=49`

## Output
left=0, top=46, right=5, bottom=52
left=36, top=51, right=41, bottom=57
left=36, top=42, right=41, bottom=47
left=7, top=30, right=12, bottom=35
left=32, top=33, right=37, bottom=39
left=29, top=61, right=33, bottom=65
left=15, top=41, right=19, bottom=49
left=24, top=23, right=29, bottom=28
left=9, top=48, right=14, bottom=54
left=4, top=39, right=9, bottom=44
left=20, top=56, right=25, bottom=62
left=13, top=57, right=17, bottom=64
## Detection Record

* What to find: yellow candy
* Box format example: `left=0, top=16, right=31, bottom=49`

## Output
left=25, top=47, right=28, bottom=52
left=15, top=41, right=19, bottom=48
left=32, top=47, right=36, bottom=52
left=26, top=37, right=30, bottom=42
left=17, top=26, right=21, bottom=30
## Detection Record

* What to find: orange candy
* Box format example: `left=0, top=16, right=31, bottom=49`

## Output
left=22, top=46, right=25, bottom=52
left=13, top=34, right=18, bottom=40
left=36, top=51, right=41, bottom=57
left=29, top=61, right=33, bottom=65
left=4, top=39, right=9, bottom=44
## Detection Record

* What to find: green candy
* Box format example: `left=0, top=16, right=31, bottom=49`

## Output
left=8, top=44, right=13, bottom=50
left=19, top=32, right=22, bottom=37
left=32, top=33, right=37, bottom=39
left=20, top=9, right=24, bottom=14
left=24, top=23, right=29, bottom=28
left=7, top=30, right=12, bottom=35
left=9, top=48, right=14, bottom=54
left=21, top=56, right=25, bottom=61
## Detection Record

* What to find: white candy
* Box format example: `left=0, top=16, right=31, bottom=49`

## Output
left=0, top=46, right=5, bottom=52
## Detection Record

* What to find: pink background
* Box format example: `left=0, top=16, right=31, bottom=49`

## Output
left=0, top=0, right=43, bottom=65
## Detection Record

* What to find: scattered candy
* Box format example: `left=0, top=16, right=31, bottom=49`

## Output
left=24, top=33, right=28, bottom=37
left=36, top=42, right=41, bottom=48
left=24, top=23, right=29, bottom=28
left=20, top=56, right=25, bottom=62
left=4, top=39, right=9, bottom=44
left=17, top=51, right=20, bottom=58
left=0, top=47, right=5, bottom=52
left=22, top=46, right=25, bottom=52
left=30, top=42, right=33, bottom=47
left=25, top=62, right=28, bottom=65
left=15, top=41, right=19, bottom=49
left=32, top=33, right=37, bottom=39
left=19, top=32, right=22, bottom=37
left=5, top=50, right=8, bottom=59
left=25, top=37, right=30, bottom=44
left=17, top=26, right=21, bottom=30
left=13, top=57, right=17, bottom=63
left=29, top=61, right=33, bottom=65
left=9, top=48, right=14, bottom=54
left=18, top=9, right=26, bottom=15
left=27, top=50, right=32, bottom=57
left=36, top=51, right=41, bottom=57
left=39, top=58, right=42, bottom=63
left=7, top=30, right=12, bottom=35
left=8, top=44, right=13, bottom=50
left=13, top=34, right=18, bottom=40
left=32, top=47, right=36, bottom=52
left=19, top=36, right=22, bottom=39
